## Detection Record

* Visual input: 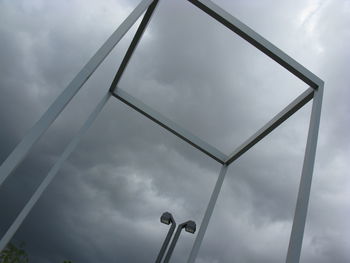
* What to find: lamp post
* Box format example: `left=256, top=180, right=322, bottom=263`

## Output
left=163, top=220, right=196, bottom=263
left=155, top=212, right=176, bottom=263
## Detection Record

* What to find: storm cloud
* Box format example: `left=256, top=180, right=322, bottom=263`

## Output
left=0, top=0, right=349, bottom=262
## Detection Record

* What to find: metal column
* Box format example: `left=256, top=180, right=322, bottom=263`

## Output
left=187, top=165, right=228, bottom=263
left=286, top=84, right=324, bottom=263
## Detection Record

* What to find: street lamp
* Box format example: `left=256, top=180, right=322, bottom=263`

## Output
left=155, top=212, right=176, bottom=263
left=163, top=220, right=196, bottom=263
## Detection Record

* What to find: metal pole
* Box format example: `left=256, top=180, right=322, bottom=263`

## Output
left=0, top=94, right=111, bottom=252
left=163, top=223, right=185, bottom=263
left=155, top=219, right=176, bottom=263
left=187, top=165, right=228, bottom=263
left=0, top=0, right=154, bottom=187
left=164, top=221, right=194, bottom=263
left=286, top=84, right=324, bottom=263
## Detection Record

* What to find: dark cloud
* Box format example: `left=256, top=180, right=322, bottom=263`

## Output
left=0, top=0, right=349, bottom=263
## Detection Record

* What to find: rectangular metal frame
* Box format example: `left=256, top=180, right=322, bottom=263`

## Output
left=0, top=1, right=324, bottom=263
left=106, top=1, right=324, bottom=262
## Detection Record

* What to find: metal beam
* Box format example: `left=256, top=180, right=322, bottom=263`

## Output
left=112, top=88, right=227, bottom=164
left=286, top=83, right=324, bottom=263
left=0, top=93, right=111, bottom=252
left=186, top=0, right=323, bottom=89
left=0, top=0, right=154, bottom=187
left=110, top=0, right=159, bottom=93
left=187, top=165, right=228, bottom=263
left=226, top=88, right=314, bottom=165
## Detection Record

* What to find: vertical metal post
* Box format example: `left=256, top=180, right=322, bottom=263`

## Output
left=0, top=94, right=111, bottom=252
left=187, top=165, right=228, bottom=263
left=286, top=84, right=324, bottom=263
left=0, top=0, right=154, bottom=187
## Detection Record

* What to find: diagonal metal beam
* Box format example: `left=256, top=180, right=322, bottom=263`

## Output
left=0, top=0, right=154, bottom=187
left=226, top=88, right=314, bottom=165
left=112, top=88, right=227, bottom=164
left=110, top=0, right=160, bottom=93
left=186, top=0, right=323, bottom=89
left=0, top=93, right=110, bottom=252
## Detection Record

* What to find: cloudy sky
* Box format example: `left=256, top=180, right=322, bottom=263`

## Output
left=0, top=0, right=349, bottom=262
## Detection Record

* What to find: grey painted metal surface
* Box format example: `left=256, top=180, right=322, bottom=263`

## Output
left=226, top=88, right=314, bottom=165
left=113, top=88, right=227, bottom=163
left=187, top=165, right=228, bottom=263
left=0, top=0, right=153, bottom=187
left=0, top=93, right=110, bottom=252
left=186, top=0, right=323, bottom=89
left=286, top=84, right=324, bottom=263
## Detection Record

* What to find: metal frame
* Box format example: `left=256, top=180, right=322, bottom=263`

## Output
left=0, top=0, right=324, bottom=263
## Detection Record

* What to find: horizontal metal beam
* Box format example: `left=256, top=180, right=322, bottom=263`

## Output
left=226, top=88, right=314, bottom=165
left=186, top=0, right=323, bottom=89
left=0, top=0, right=153, bottom=187
left=112, top=88, right=227, bottom=164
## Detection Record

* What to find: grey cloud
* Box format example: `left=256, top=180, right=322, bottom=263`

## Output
left=0, top=0, right=349, bottom=263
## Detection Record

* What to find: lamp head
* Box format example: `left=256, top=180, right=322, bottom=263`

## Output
left=184, top=220, right=196, bottom=234
left=160, top=212, right=173, bottom=225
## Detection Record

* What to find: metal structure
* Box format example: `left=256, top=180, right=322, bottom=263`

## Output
left=0, top=0, right=324, bottom=262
